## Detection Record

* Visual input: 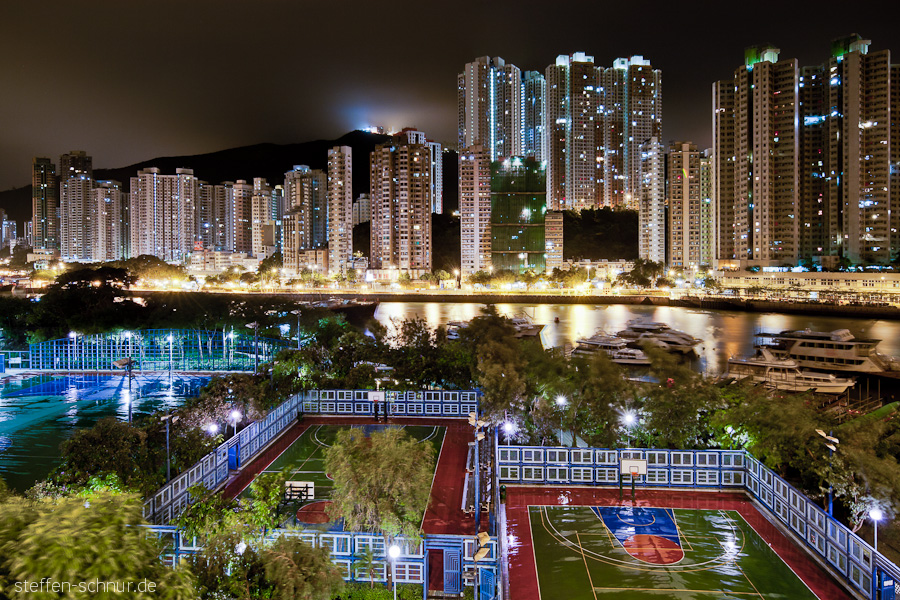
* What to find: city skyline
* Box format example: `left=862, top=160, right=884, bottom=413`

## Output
left=1, top=1, right=896, bottom=192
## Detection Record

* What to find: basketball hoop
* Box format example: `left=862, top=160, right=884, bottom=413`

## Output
left=630, top=466, right=639, bottom=478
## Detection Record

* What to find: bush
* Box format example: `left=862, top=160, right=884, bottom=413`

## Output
left=333, top=583, right=424, bottom=600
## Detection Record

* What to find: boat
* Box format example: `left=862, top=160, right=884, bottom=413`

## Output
left=572, top=332, right=651, bottom=365
left=616, top=319, right=702, bottom=354
left=446, top=315, right=544, bottom=341
left=726, top=348, right=856, bottom=394
left=755, top=328, right=900, bottom=374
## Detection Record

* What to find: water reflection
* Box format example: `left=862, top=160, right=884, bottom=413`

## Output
left=374, top=302, right=900, bottom=376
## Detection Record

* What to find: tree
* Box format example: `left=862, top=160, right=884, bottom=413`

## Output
left=263, top=534, right=345, bottom=600
left=54, top=417, right=160, bottom=495
left=324, top=428, right=435, bottom=587
left=0, top=492, right=196, bottom=599
left=638, top=347, right=717, bottom=449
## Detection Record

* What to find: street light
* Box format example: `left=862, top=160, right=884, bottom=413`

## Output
left=246, top=322, right=260, bottom=372
left=290, top=309, right=302, bottom=349
left=555, top=395, right=567, bottom=445
left=205, top=423, right=219, bottom=436
left=503, top=421, right=517, bottom=445
left=622, top=411, right=637, bottom=447
left=871, top=508, right=883, bottom=552
left=388, top=544, right=401, bottom=600
left=229, top=409, right=242, bottom=438
left=161, top=414, right=178, bottom=482
left=167, top=334, right=174, bottom=376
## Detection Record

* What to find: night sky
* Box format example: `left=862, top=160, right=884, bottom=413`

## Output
left=1, top=1, right=897, bottom=191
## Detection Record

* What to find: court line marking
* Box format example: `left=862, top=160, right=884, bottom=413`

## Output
left=736, top=563, right=765, bottom=599
left=537, top=506, right=746, bottom=574
left=575, top=531, right=599, bottom=600
left=592, top=507, right=688, bottom=567
left=230, top=422, right=312, bottom=497
left=733, top=511, right=820, bottom=599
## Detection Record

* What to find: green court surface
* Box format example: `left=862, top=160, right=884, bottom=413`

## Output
left=241, top=424, right=445, bottom=522
left=529, top=505, right=818, bottom=599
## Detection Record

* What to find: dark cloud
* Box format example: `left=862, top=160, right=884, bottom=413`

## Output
left=1, top=0, right=897, bottom=189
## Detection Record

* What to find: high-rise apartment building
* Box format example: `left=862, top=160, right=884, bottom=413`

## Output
left=93, top=180, right=126, bottom=261
left=60, top=172, right=94, bottom=261
left=714, top=45, right=800, bottom=266
left=714, top=35, right=899, bottom=267
left=667, top=142, right=702, bottom=269
left=251, top=178, right=280, bottom=259
left=545, top=52, right=602, bottom=211
left=352, top=194, right=371, bottom=226
left=0, top=209, right=15, bottom=250
left=198, top=182, right=228, bottom=251
left=522, top=71, right=546, bottom=162
left=327, top=146, right=353, bottom=274
left=699, top=149, right=714, bottom=267
left=459, top=145, right=492, bottom=275
left=32, top=157, right=59, bottom=251
left=229, top=180, right=253, bottom=254
left=369, top=134, right=433, bottom=272
left=458, top=56, right=523, bottom=160
left=129, top=167, right=198, bottom=262
left=544, top=211, right=564, bottom=271
left=59, top=151, right=92, bottom=180
left=491, top=157, right=546, bottom=273
left=638, top=138, right=665, bottom=264
left=283, top=166, right=327, bottom=274
left=602, top=57, right=663, bottom=209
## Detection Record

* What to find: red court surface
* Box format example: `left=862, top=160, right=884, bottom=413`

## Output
left=221, top=416, right=478, bottom=536
left=502, top=487, right=853, bottom=600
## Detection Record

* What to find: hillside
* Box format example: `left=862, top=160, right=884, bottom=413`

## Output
left=0, top=130, right=391, bottom=227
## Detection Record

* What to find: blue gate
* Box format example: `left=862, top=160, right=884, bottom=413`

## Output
left=478, top=568, right=496, bottom=600
left=227, top=443, right=240, bottom=470
left=444, top=549, right=461, bottom=593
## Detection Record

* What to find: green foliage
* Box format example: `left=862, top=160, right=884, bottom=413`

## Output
left=54, top=417, right=160, bottom=496
left=0, top=492, right=196, bottom=599
left=335, top=583, right=423, bottom=600
left=616, top=258, right=665, bottom=289
left=263, top=534, right=344, bottom=600
left=324, top=428, right=434, bottom=541
left=638, top=347, right=717, bottom=449
left=563, top=208, right=638, bottom=260
left=0, top=295, right=31, bottom=349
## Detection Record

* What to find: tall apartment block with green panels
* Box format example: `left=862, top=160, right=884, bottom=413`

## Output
left=491, top=157, right=547, bottom=273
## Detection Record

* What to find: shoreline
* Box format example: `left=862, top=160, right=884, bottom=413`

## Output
left=260, top=291, right=900, bottom=320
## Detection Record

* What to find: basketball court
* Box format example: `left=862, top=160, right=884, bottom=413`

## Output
left=503, top=458, right=852, bottom=600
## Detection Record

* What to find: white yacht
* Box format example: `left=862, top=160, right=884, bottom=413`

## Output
left=445, top=316, right=544, bottom=341
left=616, top=320, right=702, bottom=354
left=572, top=332, right=651, bottom=365
left=756, top=328, right=900, bottom=374
left=726, top=348, right=856, bottom=394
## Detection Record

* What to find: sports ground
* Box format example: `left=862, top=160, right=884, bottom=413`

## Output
left=223, top=416, right=479, bottom=536
left=504, top=487, right=853, bottom=600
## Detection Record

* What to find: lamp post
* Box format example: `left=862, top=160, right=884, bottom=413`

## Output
left=871, top=508, right=883, bottom=553
left=503, top=421, right=517, bottom=445
left=622, top=411, right=637, bottom=447
left=555, top=395, right=567, bottom=445
left=454, top=268, right=461, bottom=289
left=68, top=331, right=77, bottom=371
left=161, top=414, right=178, bottom=482
left=388, top=544, right=401, bottom=600
left=291, top=309, right=302, bottom=349
left=816, top=429, right=839, bottom=516
left=167, top=334, right=174, bottom=377
left=246, top=322, right=260, bottom=372
left=229, top=409, right=242, bottom=438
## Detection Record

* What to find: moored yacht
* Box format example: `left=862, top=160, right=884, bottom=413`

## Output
left=726, top=348, right=856, bottom=394
left=572, top=332, right=651, bottom=365
left=616, top=319, right=702, bottom=354
left=756, top=328, right=900, bottom=374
